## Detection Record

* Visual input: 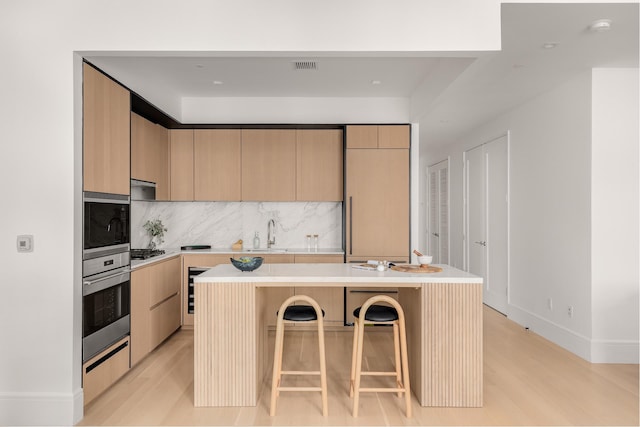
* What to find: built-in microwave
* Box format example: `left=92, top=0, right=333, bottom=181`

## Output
left=83, top=191, right=130, bottom=260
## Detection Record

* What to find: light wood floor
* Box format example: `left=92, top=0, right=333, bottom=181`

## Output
left=78, top=306, right=639, bottom=426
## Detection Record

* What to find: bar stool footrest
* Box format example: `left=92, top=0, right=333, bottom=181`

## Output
left=280, top=370, right=321, bottom=375
left=277, top=386, right=323, bottom=392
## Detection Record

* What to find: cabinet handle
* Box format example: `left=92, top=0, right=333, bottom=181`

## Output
left=349, top=196, right=353, bottom=255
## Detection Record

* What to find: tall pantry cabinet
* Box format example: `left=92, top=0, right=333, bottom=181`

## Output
left=82, top=63, right=130, bottom=195
left=345, top=125, right=410, bottom=263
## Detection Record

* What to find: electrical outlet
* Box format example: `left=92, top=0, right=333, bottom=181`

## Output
left=567, top=305, right=574, bottom=317
left=547, top=298, right=553, bottom=310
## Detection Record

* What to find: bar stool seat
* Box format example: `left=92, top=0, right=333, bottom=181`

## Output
left=350, top=295, right=411, bottom=418
left=270, top=295, right=328, bottom=417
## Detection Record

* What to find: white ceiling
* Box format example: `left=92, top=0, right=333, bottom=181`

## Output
left=85, top=3, right=638, bottom=147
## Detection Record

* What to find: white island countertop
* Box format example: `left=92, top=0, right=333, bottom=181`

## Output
left=195, top=262, right=481, bottom=285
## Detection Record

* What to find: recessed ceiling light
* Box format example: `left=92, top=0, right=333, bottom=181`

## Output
left=542, top=42, right=559, bottom=49
left=589, top=19, right=612, bottom=33
left=213, top=80, right=224, bottom=85
left=371, top=80, right=382, bottom=85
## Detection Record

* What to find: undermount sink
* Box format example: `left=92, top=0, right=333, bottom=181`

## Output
left=246, top=248, right=287, bottom=253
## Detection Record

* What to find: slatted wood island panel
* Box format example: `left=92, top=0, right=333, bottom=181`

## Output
left=194, top=263, right=483, bottom=408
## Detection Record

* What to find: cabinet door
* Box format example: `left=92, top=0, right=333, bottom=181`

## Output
left=130, top=268, right=150, bottom=366
left=194, top=129, right=241, bottom=201
left=296, top=129, right=343, bottom=201
left=241, top=129, right=296, bottom=201
left=294, top=254, right=344, bottom=263
left=378, top=125, right=410, bottom=149
left=149, top=293, right=181, bottom=350
left=169, top=129, right=194, bottom=201
left=131, top=112, right=169, bottom=200
left=149, top=257, right=181, bottom=308
left=346, top=125, right=377, bottom=148
left=346, top=149, right=409, bottom=259
left=83, top=63, right=130, bottom=195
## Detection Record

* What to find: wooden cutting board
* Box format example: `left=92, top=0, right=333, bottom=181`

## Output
left=390, top=264, right=443, bottom=273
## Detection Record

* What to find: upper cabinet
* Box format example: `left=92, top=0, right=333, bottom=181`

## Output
left=166, top=127, right=344, bottom=202
left=346, top=124, right=410, bottom=149
left=296, top=129, right=343, bottom=201
left=169, top=129, right=194, bottom=201
left=194, top=129, right=242, bottom=201
left=131, top=112, right=169, bottom=200
left=241, top=129, right=296, bottom=201
left=83, top=63, right=130, bottom=195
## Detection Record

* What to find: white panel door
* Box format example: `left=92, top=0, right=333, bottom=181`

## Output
left=465, top=135, right=509, bottom=314
left=465, top=146, right=486, bottom=281
left=427, top=159, right=449, bottom=264
left=485, top=137, right=509, bottom=313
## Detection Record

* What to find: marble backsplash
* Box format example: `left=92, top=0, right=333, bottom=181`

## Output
left=131, top=201, right=343, bottom=250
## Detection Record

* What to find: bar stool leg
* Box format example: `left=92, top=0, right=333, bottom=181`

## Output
left=352, top=317, right=366, bottom=417
left=399, top=316, right=412, bottom=418
left=318, top=318, right=328, bottom=416
left=270, top=313, right=286, bottom=416
left=349, top=318, right=360, bottom=397
left=393, top=322, right=402, bottom=398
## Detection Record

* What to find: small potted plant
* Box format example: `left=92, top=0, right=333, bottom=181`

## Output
left=143, top=218, right=167, bottom=249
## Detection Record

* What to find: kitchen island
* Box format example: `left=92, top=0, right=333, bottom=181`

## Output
left=194, top=263, right=483, bottom=408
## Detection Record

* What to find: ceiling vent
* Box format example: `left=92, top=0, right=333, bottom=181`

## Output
left=292, top=60, right=318, bottom=70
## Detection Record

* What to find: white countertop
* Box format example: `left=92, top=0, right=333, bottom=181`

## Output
left=194, top=262, right=482, bottom=285
left=130, top=247, right=345, bottom=269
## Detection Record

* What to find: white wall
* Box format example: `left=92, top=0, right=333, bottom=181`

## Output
left=0, top=1, right=501, bottom=425
left=182, top=97, right=410, bottom=124
left=422, top=69, right=639, bottom=363
left=591, top=68, right=639, bottom=362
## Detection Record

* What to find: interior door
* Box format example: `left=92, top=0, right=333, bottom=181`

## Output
left=465, top=135, right=509, bottom=314
left=427, top=159, right=449, bottom=264
left=465, top=145, right=486, bottom=281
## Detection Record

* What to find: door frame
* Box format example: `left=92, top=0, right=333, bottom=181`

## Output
left=463, top=132, right=511, bottom=312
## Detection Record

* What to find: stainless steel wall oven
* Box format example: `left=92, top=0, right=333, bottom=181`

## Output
left=82, top=191, right=131, bottom=363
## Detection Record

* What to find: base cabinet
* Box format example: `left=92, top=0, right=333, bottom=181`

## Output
left=131, top=256, right=181, bottom=366
left=82, top=336, right=130, bottom=405
left=293, top=254, right=345, bottom=325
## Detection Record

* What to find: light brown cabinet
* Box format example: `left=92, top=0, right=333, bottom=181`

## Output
left=82, top=336, right=130, bottom=405
left=194, top=129, right=242, bottom=201
left=346, top=128, right=410, bottom=262
left=83, top=63, right=130, bottom=195
left=296, top=129, right=343, bottom=201
left=131, top=112, right=169, bottom=200
left=169, top=129, right=194, bottom=201
left=346, top=124, right=410, bottom=149
left=241, top=129, right=296, bottom=201
left=130, top=256, right=181, bottom=366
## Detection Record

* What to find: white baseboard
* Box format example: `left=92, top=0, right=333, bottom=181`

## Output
left=507, top=304, right=638, bottom=363
left=591, top=339, right=640, bottom=364
left=0, top=388, right=83, bottom=426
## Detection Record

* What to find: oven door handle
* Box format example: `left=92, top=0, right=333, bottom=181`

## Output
left=83, top=269, right=131, bottom=295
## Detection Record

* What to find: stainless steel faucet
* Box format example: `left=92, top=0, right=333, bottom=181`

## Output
left=267, top=219, right=276, bottom=248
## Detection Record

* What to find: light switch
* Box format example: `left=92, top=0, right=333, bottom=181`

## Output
left=17, top=235, right=33, bottom=252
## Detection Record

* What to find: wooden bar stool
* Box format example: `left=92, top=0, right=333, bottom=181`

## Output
left=270, top=295, right=328, bottom=416
left=350, top=295, right=411, bottom=418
